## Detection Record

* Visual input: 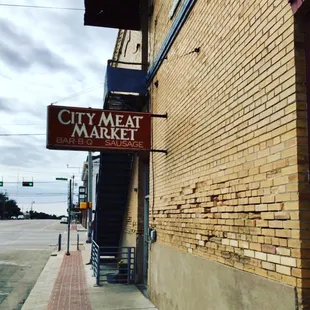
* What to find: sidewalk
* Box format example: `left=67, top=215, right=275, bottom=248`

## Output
left=22, top=225, right=157, bottom=310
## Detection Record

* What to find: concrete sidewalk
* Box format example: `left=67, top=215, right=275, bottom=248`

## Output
left=22, top=225, right=157, bottom=310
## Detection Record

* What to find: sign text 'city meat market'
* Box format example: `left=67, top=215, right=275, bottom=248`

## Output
left=46, top=105, right=151, bottom=151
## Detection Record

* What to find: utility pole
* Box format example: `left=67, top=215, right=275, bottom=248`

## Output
left=86, top=152, right=93, bottom=243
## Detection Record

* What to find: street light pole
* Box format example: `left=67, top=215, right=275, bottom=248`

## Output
left=86, top=152, right=93, bottom=243
left=30, top=201, right=35, bottom=219
left=72, top=175, right=75, bottom=210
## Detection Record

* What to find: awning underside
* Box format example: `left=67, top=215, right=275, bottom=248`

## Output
left=84, top=0, right=142, bottom=30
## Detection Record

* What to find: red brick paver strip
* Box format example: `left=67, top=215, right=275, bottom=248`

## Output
left=47, top=251, right=92, bottom=310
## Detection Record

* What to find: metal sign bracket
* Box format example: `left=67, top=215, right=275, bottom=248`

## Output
left=150, top=149, right=168, bottom=155
left=151, top=113, right=168, bottom=119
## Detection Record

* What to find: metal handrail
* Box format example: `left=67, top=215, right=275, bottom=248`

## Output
left=90, top=242, right=137, bottom=285
left=92, top=241, right=100, bottom=286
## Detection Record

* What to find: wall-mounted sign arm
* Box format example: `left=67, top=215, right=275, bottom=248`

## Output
left=108, top=59, right=147, bottom=67
left=151, top=113, right=168, bottom=119
left=150, top=149, right=168, bottom=155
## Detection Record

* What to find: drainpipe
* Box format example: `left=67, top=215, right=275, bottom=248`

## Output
left=138, top=0, right=150, bottom=284
left=141, top=0, right=149, bottom=72
left=305, top=16, right=310, bottom=182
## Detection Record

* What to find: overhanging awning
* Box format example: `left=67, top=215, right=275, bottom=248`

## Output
left=84, top=0, right=141, bottom=30
left=104, top=61, right=147, bottom=97
left=103, top=60, right=147, bottom=111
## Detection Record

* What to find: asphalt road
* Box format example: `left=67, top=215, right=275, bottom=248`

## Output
left=0, top=220, right=66, bottom=310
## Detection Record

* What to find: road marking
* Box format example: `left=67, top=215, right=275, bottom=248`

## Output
left=0, top=260, right=31, bottom=267
left=39, top=222, right=60, bottom=230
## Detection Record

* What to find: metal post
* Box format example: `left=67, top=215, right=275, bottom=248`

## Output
left=66, top=179, right=72, bottom=256
left=140, top=0, right=150, bottom=285
left=87, top=152, right=93, bottom=243
left=127, top=247, right=131, bottom=284
left=143, top=196, right=149, bottom=284
left=72, top=175, right=75, bottom=212
left=77, top=234, right=79, bottom=251
left=58, top=234, right=62, bottom=251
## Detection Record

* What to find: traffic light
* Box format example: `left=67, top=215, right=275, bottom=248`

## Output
left=0, top=181, right=3, bottom=187
left=22, top=181, right=33, bottom=187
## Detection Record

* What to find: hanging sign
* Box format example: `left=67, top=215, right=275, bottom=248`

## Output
left=46, top=105, right=151, bottom=152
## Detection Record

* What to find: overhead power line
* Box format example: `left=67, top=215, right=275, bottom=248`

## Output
left=51, top=83, right=104, bottom=105
left=0, top=133, right=45, bottom=136
left=16, top=194, right=67, bottom=196
left=1, top=171, right=73, bottom=176
left=5, top=194, right=68, bottom=197
left=3, top=181, right=70, bottom=184
left=1, top=123, right=43, bottom=126
left=0, top=3, right=84, bottom=11
left=30, top=201, right=67, bottom=204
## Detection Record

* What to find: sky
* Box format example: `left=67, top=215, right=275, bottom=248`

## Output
left=0, top=0, right=117, bottom=215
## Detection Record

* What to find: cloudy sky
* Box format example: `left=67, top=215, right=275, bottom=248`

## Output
left=0, top=0, right=117, bottom=215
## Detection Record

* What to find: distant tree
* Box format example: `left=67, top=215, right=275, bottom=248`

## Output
left=1, top=193, right=61, bottom=220
left=29, top=211, right=60, bottom=220
left=0, top=193, right=21, bottom=219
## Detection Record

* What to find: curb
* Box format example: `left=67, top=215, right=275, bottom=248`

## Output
left=21, top=251, right=64, bottom=310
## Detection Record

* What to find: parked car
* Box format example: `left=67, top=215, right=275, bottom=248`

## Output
left=60, top=217, right=68, bottom=224
left=17, top=215, right=25, bottom=220
left=11, top=216, right=17, bottom=220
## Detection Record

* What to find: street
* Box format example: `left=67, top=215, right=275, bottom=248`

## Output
left=0, top=220, right=66, bottom=310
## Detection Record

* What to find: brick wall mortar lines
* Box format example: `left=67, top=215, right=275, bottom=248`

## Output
left=149, top=0, right=302, bottom=289
left=112, top=0, right=309, bottom=307
left=121, top=158, right=139, bottom=238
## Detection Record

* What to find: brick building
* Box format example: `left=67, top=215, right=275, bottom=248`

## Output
left=86, top=0, right=310, bottom=309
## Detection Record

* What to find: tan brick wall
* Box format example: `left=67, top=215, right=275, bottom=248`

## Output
left=113, top=30, right=144, bottom=242
left=112, top=30, right=148, bottom=283
left=149, top=0, right=182, bottom=61
left=149, top=0, right=305, bottom=294
left=121, top=158, right=139, bottom=240
left=113, top=30, right=142, bottom=68
left=111, top=0, right=310, bottom=307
